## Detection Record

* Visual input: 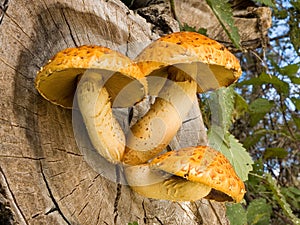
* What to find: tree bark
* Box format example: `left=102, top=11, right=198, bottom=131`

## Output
left=0, top=0, right=270, bottom=224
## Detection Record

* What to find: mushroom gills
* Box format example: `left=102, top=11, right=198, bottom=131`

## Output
left=76, top=72, right=125, bottom=163
left=123, top=72, right=197, bottom=165
left=35, top=68, right=85, bottom=108
left=125, top=165, right=211, bottom=201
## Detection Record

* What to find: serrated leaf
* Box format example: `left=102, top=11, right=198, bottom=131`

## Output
left=208, top=86, right=235, bottom=131
left=282, top=187, right=300, bottom=210
left=207, top=86, right=252, bottom=180
left=266, top=174, right=300, bottom=225
left=226, top=203, right=247, bottom=225
left=208, top=131, right=253, bottom=181
left=247, top=198, right=272, bottom=225
left=205, top=0, right=241, bottom=48
left=263, top=148, right=288, bottom=160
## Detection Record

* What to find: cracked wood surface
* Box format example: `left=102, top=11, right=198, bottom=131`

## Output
left=0, top=0, right=233, bottom=224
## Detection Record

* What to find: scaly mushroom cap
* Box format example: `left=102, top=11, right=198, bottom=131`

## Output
left=125, top=164, right=212, bottom=202
left=135, top=31, right=242, bottom=92
left=150, top=146, right=245, bottom=202
left=35, top=45, right=145, bottom=108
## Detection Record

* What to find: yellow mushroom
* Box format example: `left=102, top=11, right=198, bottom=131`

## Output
left=123, top=32, right=242, bottom=165
left=35, top=45, right=145, bottom=163
left=125, top=146, right=245, bottom=202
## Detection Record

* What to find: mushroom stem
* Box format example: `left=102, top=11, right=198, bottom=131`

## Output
left=76, top=72, right=125, bottom=163
left=125, top=164, right=211, bottom=201
left=123, top=72, right=197, bottom=165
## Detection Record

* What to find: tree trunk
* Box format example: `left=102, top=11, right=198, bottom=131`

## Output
left=0, top=0, right=271, bottom=224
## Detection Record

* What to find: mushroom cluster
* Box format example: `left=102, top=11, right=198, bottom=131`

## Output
left=35, top=32, right=245, bottom=203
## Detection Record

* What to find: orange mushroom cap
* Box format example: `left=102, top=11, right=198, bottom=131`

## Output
left=150, top=146, right=246, bottom=202
left=35, top=45, right=145, bottom=108
left=135, top=31, right=242, bottom=93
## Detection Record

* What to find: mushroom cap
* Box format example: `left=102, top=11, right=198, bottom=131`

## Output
left=135, top=31, right=242, bottom=93
left=125, top=164, right=212, bottom=202
left=150, top=146, right=246, bottom=203
left=35, top=45, right=145, bottom=108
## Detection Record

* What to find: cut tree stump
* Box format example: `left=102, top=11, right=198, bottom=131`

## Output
left=0, top=0, right=271, bottom=224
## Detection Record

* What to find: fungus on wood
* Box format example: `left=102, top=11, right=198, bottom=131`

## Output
left=35, top=31, right=245, bottom=203
left=35, top=45, right=145, bottom=163
left=125, top=146, right=245, bottom=202
left=123, top=31, right=242, bottom=165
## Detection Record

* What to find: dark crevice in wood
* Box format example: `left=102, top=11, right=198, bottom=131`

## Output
left=60, top=8, right=78, bottom=47
left=39, top=162, right=72, bottom=225
left=208, top=201, right=223, bottom=225
left=125, top=24, right=131, bottom=57
left=155, top=216, right=164, bottom=225
left=31, top=213, right=40, bottom=218
left=141, top=200, right=148, bottom=224
left=0, top=166, right=27, bottom=225
left=183, top=116, right=200, bottom=124
left=77, top=202, right=88, bottom=216
left=176, top=202, right=195, bottom=223
left=0, top=155, right=45, bottom=161
left=113, top=165, right=122, bottom=225
left=42, top=0, right=69, bottom=47
left=0, top=0, right=9, bottom=24
left=53, top=147, right=83, bottom=157
left=190, top=202, right=203, bottom=225
left=44, top=206, right=57, bottom=215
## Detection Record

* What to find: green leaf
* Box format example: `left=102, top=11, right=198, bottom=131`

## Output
left=292, top=115, right=300, bottom=130
left=253, top=0, right=275, bottom=7
left=243, top=131, right=265, bottom=149
left=291, top=97, right=300, bottom=111
left=289, top=13, right=300, bottom=56
left=205, top=0, right=241, bottom=49
left=247, top=159, right=264, bottom=188
left=248, top=98, right=274, bottom=126
left=226, top=203, right=247, bottom=225
left=266, top=174, right=300, bottom=225
left=208, top=131, right=253, bottom=181
left=249, top=98, right=274, bottom=114
left=280, top=64, right=299, bottom=77
left=239, top=72, right=290, bottom=95
left=128, top=222, right=139, bottom=225
left=247, top=198, right=272, bottom=225
left=263, top=148, right=288, bottom=160
left=233, top=92, right=248, bottom=120
left=282, top=187, right=300, bottom=210
left=207, top=86, right=253, bottom=181
left=290, top=76, right=300, bottom=84
left=181, top=23, right=207, bottom=35
left=208, top=86, right=235, bottom=131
